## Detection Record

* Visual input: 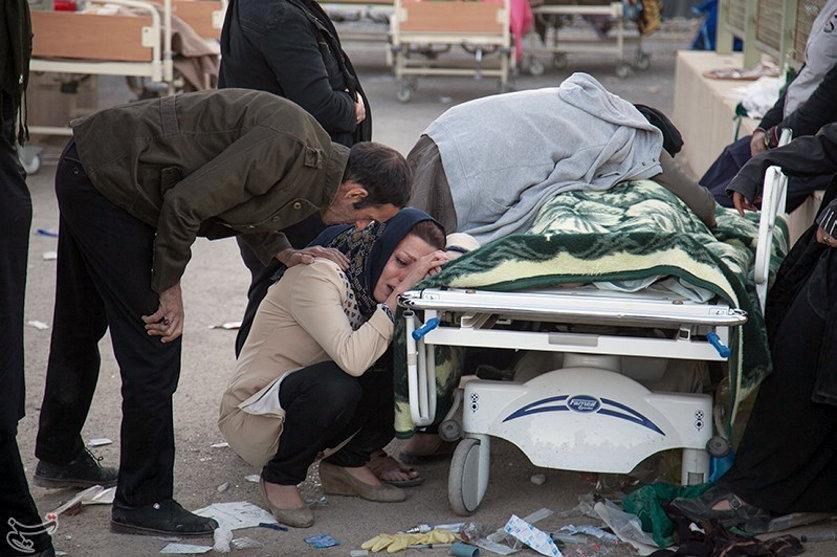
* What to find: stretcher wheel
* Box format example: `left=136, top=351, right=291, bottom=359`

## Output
left=706, top=435, right=731, bottom=458
left=438, top=418, right=462, bottom=442
left=527, top=56, right=545, bottom=76
left=615, top=63, right=631, bottom=78
left=448, top=438, right=484, bottom=516
left=20, top=153, right=40, bottom=175
left=397, top=80, right=415, bottom=103
left=552, top=52, right=568, bottom=70
left=635, top=51, right=652, bottom=71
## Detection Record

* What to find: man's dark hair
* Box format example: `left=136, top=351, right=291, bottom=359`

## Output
left=343, top=142, right=412, bottom=209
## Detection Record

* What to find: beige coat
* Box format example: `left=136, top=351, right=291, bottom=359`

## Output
left=219, top=259, right=394, bottom=468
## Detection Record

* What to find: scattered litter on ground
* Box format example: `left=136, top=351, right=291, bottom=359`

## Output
left=209, top=321, right=242, bottom=330
left=210, top=441, right=229, bottom=448
left=451, top=541, right=480, bottom=557
left=27, top=320, right=49, bottom=330
left=87, top=437, right=112, bottom=447
left=468, top=508, right=554, bottom=555
left=504, top=514, right=562, bottom=557
left=555, top=493, right=599, bottom=520
left=407, top=523, right=464, bottom=534
left=305, top=533, right=341, bottom=549
left=54, top=551, right=68, bottom=556
left=231, top=537, right=263, bottom=550
left=350, top=550, right=369, bottom=557
left=363, top=529, right=458, bottom=552
left=159, top=542, right=212, bottom=554
left=42, top=251, right=57, bottom=260
left=193, top=502, right=277, bottom=531
left=244, top=474, right=260, bottom=483
left=258, top=522, right=288, bottom=532
left=594, top=501, right=657, bottom=555
left=213, top=527, right=234, bottom=553
left=530, top=473, right=546, bottom=486
left=36, top=228, right=59, bottom=237
left=216, top=482, right=230, bottom=493
left=50, top=485, right=114, bottom=516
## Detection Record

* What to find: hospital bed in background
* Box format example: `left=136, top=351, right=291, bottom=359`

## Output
left=398, top=147, right=791, bottom=515
left=23, top=0, right=225, bottom=173
left=388, top=0, right=514, bottom=102
left=525, top=1, right=650, bottom=78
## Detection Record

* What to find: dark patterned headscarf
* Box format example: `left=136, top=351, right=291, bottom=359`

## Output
left=310, top=208, right=441, bottom=318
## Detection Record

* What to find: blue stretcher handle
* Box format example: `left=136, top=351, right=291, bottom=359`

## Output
left=412, top=318, right=440, bottom=341
left=707, top=331, right=731, bottom=359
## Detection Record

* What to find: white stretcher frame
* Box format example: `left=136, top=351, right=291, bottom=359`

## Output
left=526, top=1, right=649, bottom=78
left=388, top=0, right=514, bottom=102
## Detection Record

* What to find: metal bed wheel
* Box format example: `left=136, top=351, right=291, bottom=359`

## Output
left=448, top=437, right=484, bottom=516
left=527, top=56, right=545, bottom=76
left=397, top=79, right=416, bottom=103
left=635, top=50, right=651, bottom=71
left=615, top=62, right=631, bottom=78
left=438, top=419, right=463, bottom=442
left=552, top=52, right=568, bottom=70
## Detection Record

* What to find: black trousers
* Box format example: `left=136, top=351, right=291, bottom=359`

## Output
left=235, top=215, right=325, bottom=357
left=262, top=361, right=395, bottom=485
left=0, top=91, right=53, bottom=556
left=719, top=254, right=837, bottom=514
left=35, top=144, right=182, bottom=507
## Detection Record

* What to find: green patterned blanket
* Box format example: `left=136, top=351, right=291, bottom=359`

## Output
left=393, top=180, right=789, bottom=438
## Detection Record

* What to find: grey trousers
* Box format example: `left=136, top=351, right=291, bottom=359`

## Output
left=407, top=135, right=718, bottom=230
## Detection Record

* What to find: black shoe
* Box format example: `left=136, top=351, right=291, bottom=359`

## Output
left=111, top=499, right=218, bottom=536
left=34, top=448, right=118, bottom=489
left=671, top=484, right=772, bottom=531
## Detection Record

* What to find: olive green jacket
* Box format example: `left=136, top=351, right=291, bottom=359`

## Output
left=71, top=88, right=349, bottom=293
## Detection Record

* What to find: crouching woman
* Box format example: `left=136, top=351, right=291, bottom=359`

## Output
left=219, top=209, right=447, bottom=528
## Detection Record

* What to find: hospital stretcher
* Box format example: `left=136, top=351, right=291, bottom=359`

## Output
left=388, top=0, right=514, bottom=102
left=24, top=0, right=225, bottom=172
left=525, top=1, right=650, bottom=78
left=398, top=142, right=790, bottom=515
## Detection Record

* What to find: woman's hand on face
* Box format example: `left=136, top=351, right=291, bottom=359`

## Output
left=816, top=226, right=837, bottom=248
left=384, top=251, right=449, bottom=309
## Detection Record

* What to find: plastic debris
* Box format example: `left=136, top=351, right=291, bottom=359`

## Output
left=530, top=474, right=546, bottom=486
left=231, top=537, right=264, bottom=550
left=42, top=251, right=58, bottom=261
left=160, top=543, right=212, bottom=554
left=305, top=533, right=340, bottom=549
left=27, top=320, right=49, bottom=330
left=209, top=321, right=242, bottom=330
left=350, top=550, right=369, bottom=557
left=471, top=508, right=554, bottom=555
left=54, top=552, right=68, bottom=556
left=50, top=485, right=114, bottom=516
left=210, top=441, right=229, bottom=448
left=36, top=228, right=59, bottom=237
left=503, top=515, right=562, bottom=557
left=83, top=486, right=115, bottom=506
left=594, top=501, right=657, bottom=555
left=193, top=502, right=277, bottom=531
left=87, top=438, right=112, bottom=447
left=213, top=528, right=234, bottom=553
left=451, top=542, right=480, bottom=557
left=244, top=474, right=261, bottom=483
left=558, top=525, right=619, bottom=544
left=216, top=482, right=230, bottom=493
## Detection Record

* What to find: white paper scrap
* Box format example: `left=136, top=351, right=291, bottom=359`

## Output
left=231, top=537, right=263, bottom=550
left=160, top=543, right=212, bottom=554
left=192, top=502, right=276, bottom=532
left=209, top=321, right=242, bottom=330
left=213, top=528, right=233, bottom=553
left=88, top=438, right=112, bottom=447
left=503, top=515, right=562, bottom=557
left=244, top=474, right=261, bottom=483
left=42, top=251, right=58, bottom=260
left=27, top=320, right=49, bottom=330
left=210, top=441, right=229, bottom=448
left=83, top=486, right=115, bottom=506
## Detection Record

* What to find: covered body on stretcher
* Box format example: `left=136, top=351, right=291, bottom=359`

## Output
left=396, top=149, right=791, bottom=515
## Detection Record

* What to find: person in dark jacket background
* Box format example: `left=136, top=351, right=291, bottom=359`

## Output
left=219, top=0, right=374, bottom=358
left=674, top=123, right=837, bottom=528
left=0, top=1, right=56, bottom=555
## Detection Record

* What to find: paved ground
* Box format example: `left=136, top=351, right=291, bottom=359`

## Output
left=16, top=22, right=837, bottom=557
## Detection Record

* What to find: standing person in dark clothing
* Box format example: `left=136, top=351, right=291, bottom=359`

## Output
left=0, top=1, right=56, bottom=555
left=673, top=123, right=837, bottom=529
left=219, top=0, right=372, bottom=357
left=32, top=89, right=410, bottom=537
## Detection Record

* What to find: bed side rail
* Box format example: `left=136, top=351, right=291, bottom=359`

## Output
left=754, top=128, right=792, bottom=312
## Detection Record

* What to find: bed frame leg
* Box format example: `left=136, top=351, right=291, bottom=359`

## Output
left=681, top=448, right=710, bottom=485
